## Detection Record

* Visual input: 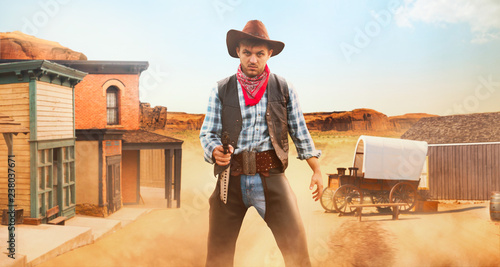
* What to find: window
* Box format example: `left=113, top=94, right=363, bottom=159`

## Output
left=37, top=149, right=53, bottom=216
left=36, top=146, right=75, bottom=218
left=107, top=87, right=119, bottom=125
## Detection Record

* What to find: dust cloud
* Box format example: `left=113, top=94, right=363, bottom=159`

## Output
left=39, top=132, right=500, bottom=267
left=326, top=221, right=395, bottom=267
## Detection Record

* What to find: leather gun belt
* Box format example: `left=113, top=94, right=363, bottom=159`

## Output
left=231, top=150, right=282, bottom=176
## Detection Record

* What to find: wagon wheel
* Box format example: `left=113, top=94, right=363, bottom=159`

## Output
left=389, top=182, right=417, bottom=212
left=320, top=188, right=337, bottom=212
left=370, top=191, right=392, bottom=213
left=333, top=185, right=363, bottom=215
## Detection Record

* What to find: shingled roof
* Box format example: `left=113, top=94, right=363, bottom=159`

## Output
left=401, top=112, right=500, bottom=144
left=122, top=130, right=183, bottom=144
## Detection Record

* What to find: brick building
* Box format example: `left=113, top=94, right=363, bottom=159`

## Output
left=75, top=73, right=141, bottom=130
left=59, top=60, right=183, bottom=216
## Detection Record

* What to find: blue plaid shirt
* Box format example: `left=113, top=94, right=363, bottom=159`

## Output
left=200, top=78, right=321, bottom=164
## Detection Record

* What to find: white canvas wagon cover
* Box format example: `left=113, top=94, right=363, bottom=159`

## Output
left=353, top=135, right=428, bottom=181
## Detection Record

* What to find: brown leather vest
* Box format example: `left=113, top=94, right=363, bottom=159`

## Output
left=214, top=73, right=290, bottom=176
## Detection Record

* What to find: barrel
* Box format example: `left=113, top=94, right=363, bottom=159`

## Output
left=490, top=192, right=500, bottom=221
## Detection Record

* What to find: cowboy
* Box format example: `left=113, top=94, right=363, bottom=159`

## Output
left=200, top=20, right=323, bottom=267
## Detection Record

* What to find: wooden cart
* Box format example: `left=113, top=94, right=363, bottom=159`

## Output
left=321, top=135, right=428, bottom=215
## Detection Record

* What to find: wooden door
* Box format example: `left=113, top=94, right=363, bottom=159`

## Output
left=106, top=156, right=121, bottom=214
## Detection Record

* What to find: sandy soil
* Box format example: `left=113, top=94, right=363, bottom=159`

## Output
left=39, top=131, right=500, bottom=267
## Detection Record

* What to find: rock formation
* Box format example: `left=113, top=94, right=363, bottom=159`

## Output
left=166, top=112, right=205, bottom=131
left=163, top=108, right=435, bottom=132
left=140, top=102, right=167, bottom=131
left=304, top=109, right=392, bottom=131
left=304, top=109, right=436, bottom=132
left=0, top=31, right=87, bottom=60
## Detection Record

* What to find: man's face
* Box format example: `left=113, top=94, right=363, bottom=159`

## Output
left=236, top=43, right=273, bottom=77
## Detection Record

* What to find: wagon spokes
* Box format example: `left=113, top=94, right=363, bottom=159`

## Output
left=320, top=187, right=337, bottom=212
left=389, top=182, right=417, bottom=212
left=333, top=185, right=363, bottom=215
left=371, top=191, right=392, bottom=213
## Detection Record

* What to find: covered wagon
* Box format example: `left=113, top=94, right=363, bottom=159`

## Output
left=321, top=135, right=428, bottom=214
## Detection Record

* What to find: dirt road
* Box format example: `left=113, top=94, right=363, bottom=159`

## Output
left=39, top=133, right=500, bottom=267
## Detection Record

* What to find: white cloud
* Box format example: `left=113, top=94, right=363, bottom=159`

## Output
left=395, top=0, right=500, bottom=43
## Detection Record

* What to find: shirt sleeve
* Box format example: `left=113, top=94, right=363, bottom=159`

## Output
left=286, top=83, right=322, bottom=160
left=199, top=84, right=223, bottom=164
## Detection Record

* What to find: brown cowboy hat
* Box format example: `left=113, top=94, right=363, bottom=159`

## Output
left=226, top=20, right=285, bottom=58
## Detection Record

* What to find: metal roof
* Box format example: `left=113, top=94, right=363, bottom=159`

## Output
left=0, top=60, right=87, bottom=81
left=0, top=59, right=149, bottom=75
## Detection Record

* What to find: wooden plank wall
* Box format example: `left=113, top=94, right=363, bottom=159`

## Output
left=428, top=144, right=500, bottom=200
left=0, top=83, right=31, bottom=215
left=36, top=82, right=74, bottom=140
left=140, top=149, right=165, bottom=188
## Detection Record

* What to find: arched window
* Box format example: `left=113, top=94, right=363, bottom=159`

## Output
left=106, top=87, right=119, bottom=125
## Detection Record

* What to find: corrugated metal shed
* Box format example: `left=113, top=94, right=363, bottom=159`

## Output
left=402, top=112, right=500, bottom=200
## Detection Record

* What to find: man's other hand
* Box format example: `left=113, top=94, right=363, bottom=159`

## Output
left=306, top=156, right=323, bottom=201
left=309, top=172, right=323, bottom=201
left=213, top=145, right=234, bottom=166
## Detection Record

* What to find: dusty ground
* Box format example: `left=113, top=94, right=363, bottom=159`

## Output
left=40, top=131, right=500, bottom=267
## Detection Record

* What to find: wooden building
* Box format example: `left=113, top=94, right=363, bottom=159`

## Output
left=402, top=112, right=500, bottom=200
left=0, top=60, right=86, bottom=221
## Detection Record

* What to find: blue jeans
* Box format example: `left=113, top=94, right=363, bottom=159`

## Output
left=240, top=174, right=266, bottom=219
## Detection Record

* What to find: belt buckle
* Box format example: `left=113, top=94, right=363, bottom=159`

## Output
left=242, top=151, right=256, bottom=175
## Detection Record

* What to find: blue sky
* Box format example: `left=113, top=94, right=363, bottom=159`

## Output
left=1, top=0, right=499, bottom=116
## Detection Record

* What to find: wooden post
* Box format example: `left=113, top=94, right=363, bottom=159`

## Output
left=174, top=149, right=182, bottom=208
left=164, top=149, right=173, bottom=208
left=356, top=207, right=362, bottom=222
left=392, top=206, right=400, bottom=220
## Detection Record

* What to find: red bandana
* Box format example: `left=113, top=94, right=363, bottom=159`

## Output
left=236, top=64, right=270, bottom=106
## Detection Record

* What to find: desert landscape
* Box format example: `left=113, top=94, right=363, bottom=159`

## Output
left=1, top=2, right=500, bottom=265
left=6, top=30, right=498, bottom=267
left=38, top=129, right=500, bottom=267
